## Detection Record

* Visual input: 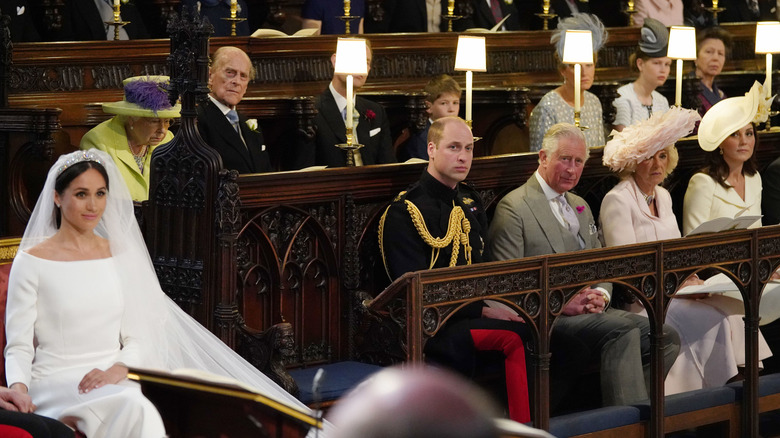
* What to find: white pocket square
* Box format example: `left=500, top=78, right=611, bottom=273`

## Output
left=261, top=144, right=266, bottom=151
left=17, top=6, right=24, bottom=15
left=369, top=127, right=381, bottom=137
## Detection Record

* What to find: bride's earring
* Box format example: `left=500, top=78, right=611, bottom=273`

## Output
left=55, top=203, right=60, bottom=208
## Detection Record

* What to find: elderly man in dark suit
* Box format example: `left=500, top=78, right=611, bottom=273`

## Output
left=296, top=43, right=395, bottom=168
left=196, top=46, right=272, bottom=174
left=487, top=123, right=680, bottom=407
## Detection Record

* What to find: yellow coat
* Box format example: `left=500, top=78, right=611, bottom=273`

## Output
left=79, top=116, right=174, bottom=201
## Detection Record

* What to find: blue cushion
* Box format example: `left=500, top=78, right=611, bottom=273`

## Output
left=728, top=373, right=780, bottom=399
left=549, top=405, right=641, bottom=437
left=634, top=386, right=736, bottom=419
left=289, top=361, right=383, bottom=404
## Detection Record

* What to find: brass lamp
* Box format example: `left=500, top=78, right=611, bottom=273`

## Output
left=667, top=26, right=697, bottom=107
left=562, top=30, right=593, bottom=129
left=334, top=38, right=368, bottom=166
left=454, top=35, right=487, bottom=128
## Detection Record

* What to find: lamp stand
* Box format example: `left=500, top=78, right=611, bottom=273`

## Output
left=338, top=15, right=359, bottom=34
left=336, top=127, right=364, bottom=166
left=105, top=3, right=130, bottom=41
left=535, top=0, right=556, bottom=30
left=465, top=70, right=473, bottom=124
left=443, top=14, right=463, bottom=32
left=624, top=0, right=637, bottom=26
left=674, top=59, right=684, bottom=107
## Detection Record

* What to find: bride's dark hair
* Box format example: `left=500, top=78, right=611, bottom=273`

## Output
left=54, top=160, right=110, bottom=227
left=54, top=160, right=110, bottom=195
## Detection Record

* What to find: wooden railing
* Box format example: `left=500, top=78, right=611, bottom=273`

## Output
left=366, top=226, right=780, bottom=437
left=5, top=23, right=769, bottom=155
left=224, top=130, right=780, bottom=370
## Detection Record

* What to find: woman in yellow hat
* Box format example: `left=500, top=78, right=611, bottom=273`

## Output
left=80, top=76, right=181, bottom=202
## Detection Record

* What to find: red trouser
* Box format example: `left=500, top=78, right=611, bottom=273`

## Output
left=470, top=329, right=530, bottom=423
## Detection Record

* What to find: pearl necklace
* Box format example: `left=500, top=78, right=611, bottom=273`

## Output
left=130, top=144, right=148, bottom=172
left=638, top=187, right=654, bottom=206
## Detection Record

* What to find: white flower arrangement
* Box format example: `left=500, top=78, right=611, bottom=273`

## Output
left=246, top=119, right=258, bottom=132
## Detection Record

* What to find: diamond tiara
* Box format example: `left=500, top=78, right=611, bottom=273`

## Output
left=55, top=151, right=104, bottom=176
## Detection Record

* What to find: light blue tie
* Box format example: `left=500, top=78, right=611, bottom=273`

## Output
left=226, top=109, right=240, bottom=133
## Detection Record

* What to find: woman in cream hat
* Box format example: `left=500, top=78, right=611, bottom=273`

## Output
left=600, top=105, right=772, bottom=394
left=80, top=76, right=181, bottom=202
left=683, top=81, right=770, bottom=235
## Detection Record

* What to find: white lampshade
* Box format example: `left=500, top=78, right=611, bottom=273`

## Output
left=454, top=35, right=487, bottom=72
left=756, top=21, right=780, bottom=54
left=334, top=38, right=368, bottom=75
left=667, top=26, right=697, bottom=60
left=562, top=30, right=593, bottom=64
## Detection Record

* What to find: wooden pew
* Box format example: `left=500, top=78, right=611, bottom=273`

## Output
left=365, top=226, right=778, bottom=437
left=3, top=23, right=766, bottom=164
left=226, top=130, right=780, bottom=368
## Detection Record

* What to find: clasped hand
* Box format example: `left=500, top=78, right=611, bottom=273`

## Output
left=562, top=288, right=606, bottom=316
left=2, top=385, right=35, bottom=413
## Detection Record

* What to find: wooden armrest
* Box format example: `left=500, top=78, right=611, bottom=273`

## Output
left=236, top=322, right=300, bottom=398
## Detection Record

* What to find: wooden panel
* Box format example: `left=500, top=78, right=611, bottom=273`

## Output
left=5, top=23, right=765, bottom=150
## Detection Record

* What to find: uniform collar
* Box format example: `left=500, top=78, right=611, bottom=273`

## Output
left=420, top=170, right=459, bottom=202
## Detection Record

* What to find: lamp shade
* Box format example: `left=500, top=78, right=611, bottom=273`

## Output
left=756, top=21, right=780, bottom=54
left=562, top=30, right=594, bottom=64
left=454, top=35, right=487, bottom=72
left=334, top=38, right=368, bottom=75
left=667, top=26, right=697, bottom=60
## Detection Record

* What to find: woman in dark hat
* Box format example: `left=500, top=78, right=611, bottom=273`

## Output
left=612, top=19, right=671, bottom=132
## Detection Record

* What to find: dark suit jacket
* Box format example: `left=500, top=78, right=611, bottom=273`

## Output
left=57, top=0, right=149, bottom=40
left=403, top=121, right=430, bottom=161
left=299, top=88, right=396, bottom=168
left=1, top=0, right=40, bottom=42
left=180, top=0, right=251, bottom=36
left=368, top=0, right=467, bottom=33
left=763, top=156, right=780, bottom=226
left=549, top=0, right=590, bottom=25
left=465, top=0, right=524, bottom=31
left=196, top=99, right=272, bottom=174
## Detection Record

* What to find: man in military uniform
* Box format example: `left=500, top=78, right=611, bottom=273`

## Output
left=380, top=116, right=532, bottom=422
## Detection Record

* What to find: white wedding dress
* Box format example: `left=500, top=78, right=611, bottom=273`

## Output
left=5, top=251, right=166, bottom=437
left=5, top=149, right=329, bottom=438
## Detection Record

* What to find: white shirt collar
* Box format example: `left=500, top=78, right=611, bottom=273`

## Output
left=535, top=171, right=565, bottom=201
left=209, top=94, right=234, bottom=116
left=329, top=82, right=355, bottom=114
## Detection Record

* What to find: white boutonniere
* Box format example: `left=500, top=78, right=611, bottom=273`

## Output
left=246, top=119, right=259, bottom=132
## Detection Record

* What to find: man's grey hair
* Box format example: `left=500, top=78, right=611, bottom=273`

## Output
left=539, top=123, right=589, bottom=163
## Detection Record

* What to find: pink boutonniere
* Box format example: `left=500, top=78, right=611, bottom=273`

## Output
left=576, top=206, right=585, bottom=214
left=365, top=109, right=376, bottom=121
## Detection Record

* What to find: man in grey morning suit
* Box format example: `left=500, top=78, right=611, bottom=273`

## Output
left=487, top=123, right=680, bottom=406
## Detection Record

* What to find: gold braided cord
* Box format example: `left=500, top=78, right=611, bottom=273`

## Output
left=404, top=200, right=472, bottom=268
left=378, top=204, right=393, bottom=280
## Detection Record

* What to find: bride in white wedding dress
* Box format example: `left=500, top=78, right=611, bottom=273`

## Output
left=5, top=149, right=326, bottom=437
